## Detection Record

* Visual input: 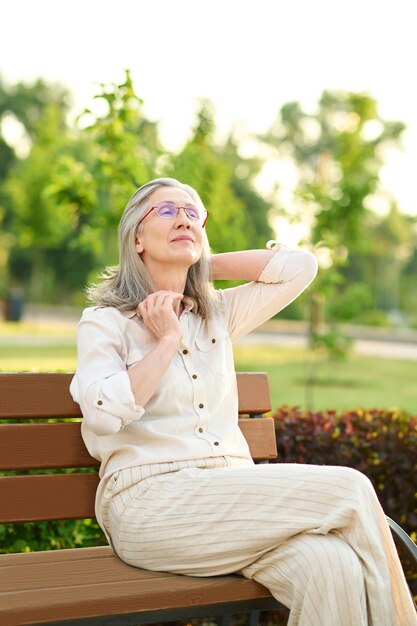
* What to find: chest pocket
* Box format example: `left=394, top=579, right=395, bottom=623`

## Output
left=195, top=330, right=232, bottom=376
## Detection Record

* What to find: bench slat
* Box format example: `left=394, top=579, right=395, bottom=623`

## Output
left=0, top=418, right=276, bottom=471
left=0, top=373, right=80, bottom=419
left=0, top=545, right=112, bottom=566
left=0, top=578, right=278, bottom=626
left=2, top=547, right=166, bottom=591
left=0, top=423, right=98, bottom=470
left=237, top=372, right=271, bottom=414
left=0, top=474, right=99, bottom=522
left=0, top=546, right=282, bottom=625
left=0, top=372, right=271, bottom=419
left=240, top=417, right=277, bottom=460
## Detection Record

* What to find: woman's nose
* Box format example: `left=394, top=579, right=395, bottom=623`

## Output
left=174, top=210, right=192, bottom=228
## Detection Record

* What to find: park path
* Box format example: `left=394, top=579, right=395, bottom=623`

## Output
left=235, top=331, right=417, bottom=361
left=2, top=330, right=417, bottom=361
left=2, top=305, right=417, bottom=361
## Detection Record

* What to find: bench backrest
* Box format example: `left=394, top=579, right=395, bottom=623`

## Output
left=0, top=372, right=276, bottom=524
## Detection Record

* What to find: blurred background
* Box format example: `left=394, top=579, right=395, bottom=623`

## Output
left=1, top=0, right=416, bottom=570
left=1, top=0, right=417, bottom=413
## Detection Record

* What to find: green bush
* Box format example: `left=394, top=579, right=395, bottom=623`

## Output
left=327, top=282, right=374, bottom=322
left=0, top=518, right=106, bottom=554
left=355, top=308, right=390, bottom=327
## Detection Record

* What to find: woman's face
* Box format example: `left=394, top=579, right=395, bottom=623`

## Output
left=135, top=186, right=205, bottom=272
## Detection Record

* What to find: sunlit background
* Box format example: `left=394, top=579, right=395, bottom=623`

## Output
left=1, top=0, right=417, bottom=388
left=2, top=0, right=416, bottom=214
left=1, top=5, right=417, bottom=558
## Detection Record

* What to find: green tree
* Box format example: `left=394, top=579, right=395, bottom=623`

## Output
left=3, top=102, right=80, bottom=302
left=262, top=90, right=405, bottom=325
left=264, top=91, right=405, bottom=244
left=163, top=99, right=273, bottom=254
left=0, top=76, right=72, bottom=300
left=402, top=217, right=417, bottom=327
left=48, top=70, right=162, bottom=272
left=370, top=204, right=413, bottom=314
left=0, top=75, right=69, bottom=141
left=220, top=134, right=273, bottom=248
left=262, top=91, right=406, bottom=405
left=2, top=73, right=272, bottom=304
left=346, top=205, right=415, bottom=324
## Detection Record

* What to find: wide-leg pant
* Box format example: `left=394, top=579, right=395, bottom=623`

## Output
left=101, top=457, right=417, bottom=626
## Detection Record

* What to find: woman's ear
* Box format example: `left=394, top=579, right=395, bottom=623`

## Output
left=135, top=239, right=144, bottom=254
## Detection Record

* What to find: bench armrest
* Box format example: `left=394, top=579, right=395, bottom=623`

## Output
left=387, top=516, right=417, bottom=569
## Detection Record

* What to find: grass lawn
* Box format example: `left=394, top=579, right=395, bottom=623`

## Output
left=234, top=344, right=417, bottom=414
left=0, top=344, right=78, bottom=372
left=0, top=321, right=77, bottom=371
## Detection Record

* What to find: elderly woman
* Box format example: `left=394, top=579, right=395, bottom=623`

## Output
left=70, top=178, right=416, bottom=626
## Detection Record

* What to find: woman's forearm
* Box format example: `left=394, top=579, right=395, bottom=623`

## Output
left=210, top=248, right=280, bottom=282
left=128, top=335, right=180, bottom=407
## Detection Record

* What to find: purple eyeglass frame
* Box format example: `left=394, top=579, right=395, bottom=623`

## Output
left=137, top=202, right=209, bottom=228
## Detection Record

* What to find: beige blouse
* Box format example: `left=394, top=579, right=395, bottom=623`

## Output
left=70, top=246, right=317, bottom=483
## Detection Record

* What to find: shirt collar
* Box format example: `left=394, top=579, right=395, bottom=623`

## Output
left=120, top=295, right=196, bottom=319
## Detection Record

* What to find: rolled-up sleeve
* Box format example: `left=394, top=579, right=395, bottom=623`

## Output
left=70, top=308, right=144, bottom=436
left=218, top=246, right=318, bottom=341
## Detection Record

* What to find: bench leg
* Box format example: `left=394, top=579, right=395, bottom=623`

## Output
left=219, top=610, right=261, bottom=626
left=219, top=615, right=232, bottom=626
left=246, top=610, right=261, bottom=626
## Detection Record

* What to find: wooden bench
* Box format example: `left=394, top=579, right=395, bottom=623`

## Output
left=0, top=372, right=288, bottom=626
left=1, top=372, right=416, bottom=625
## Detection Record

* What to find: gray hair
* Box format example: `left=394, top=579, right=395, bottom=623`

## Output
left=87, top=177, right=217, bottom=319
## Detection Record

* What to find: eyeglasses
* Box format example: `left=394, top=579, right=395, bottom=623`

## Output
left=137, top=201, right=209, bottom=228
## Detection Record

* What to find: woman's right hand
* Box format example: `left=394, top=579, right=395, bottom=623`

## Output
left=137, top=291, right=184, bottom=346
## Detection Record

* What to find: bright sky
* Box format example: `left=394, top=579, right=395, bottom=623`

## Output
left=1, top=0, right=417, bottom=218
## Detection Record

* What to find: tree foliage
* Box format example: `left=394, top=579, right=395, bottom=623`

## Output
left=264, top=91, right=405, bottom=245
left=163, top=99, right=273, bottom=254
left=262, top=91, right=409, bottom=339
left=0, top=75, right=415, bottom=322
left=0, top=73, right=273, bottom=302
left=0, top=77, right=73, bottom=299
left=45, top=71, right=161, bottom=262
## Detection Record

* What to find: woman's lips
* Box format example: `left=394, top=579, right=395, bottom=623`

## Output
left=171, top=236, right=194, bottom=242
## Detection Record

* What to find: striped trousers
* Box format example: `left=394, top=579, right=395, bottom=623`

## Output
left=100, top=457, right=417, bottom=626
